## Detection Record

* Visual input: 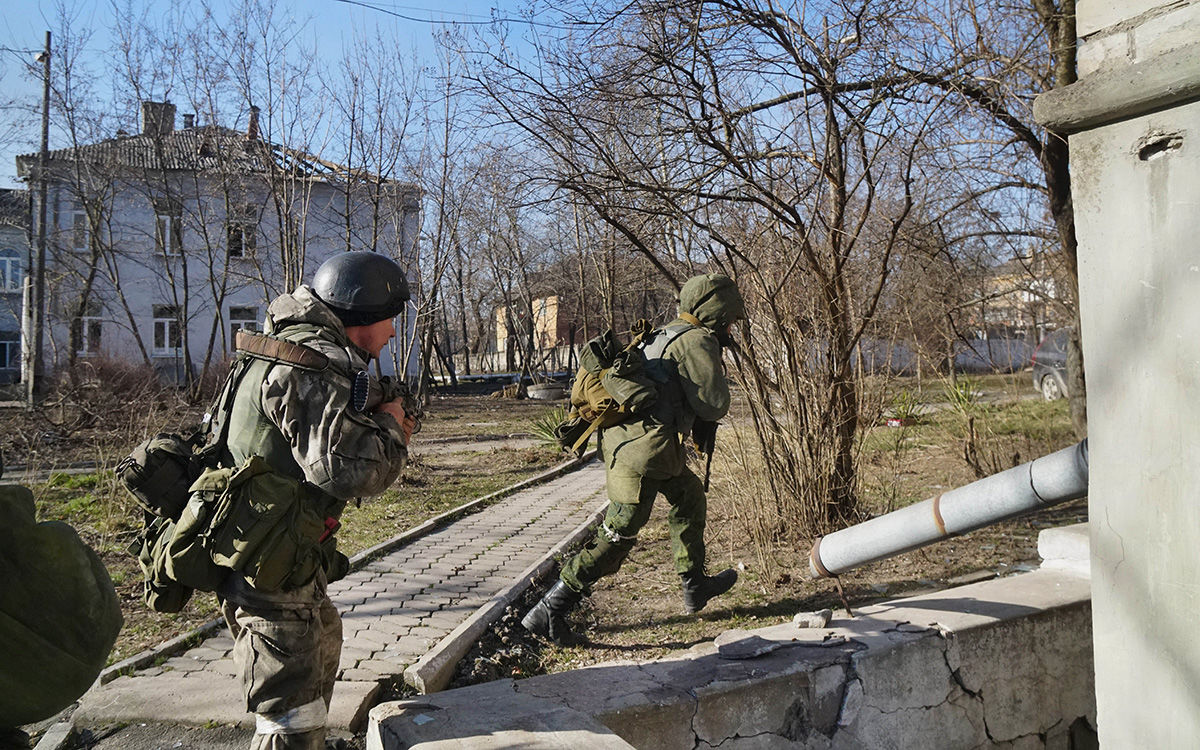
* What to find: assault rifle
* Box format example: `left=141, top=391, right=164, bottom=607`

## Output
left=352, top=371, right=423, bottom=436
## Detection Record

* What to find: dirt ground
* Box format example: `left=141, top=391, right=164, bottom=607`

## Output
left=3, top=378, right=1082, bottom=702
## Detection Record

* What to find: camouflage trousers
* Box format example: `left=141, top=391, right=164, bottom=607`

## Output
left=224, top=595, right=342, bottom=750
left=560, top=464, right=707, bottom=594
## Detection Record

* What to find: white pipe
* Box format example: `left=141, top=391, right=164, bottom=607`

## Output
left=808, top=440, right=1088, bottom=579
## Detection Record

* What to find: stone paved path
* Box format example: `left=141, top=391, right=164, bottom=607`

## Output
left=74, top=460, right=607, bottom=732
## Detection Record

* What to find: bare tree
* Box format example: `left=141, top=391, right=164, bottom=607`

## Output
left=902, top=0, right=1084, bottom=435
left=466, top=0, right=949, bottom=537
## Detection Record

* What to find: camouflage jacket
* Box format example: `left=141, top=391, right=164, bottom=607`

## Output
left=219, top=286, right=407, bottom=607
left=223, top=285, right=408, bottom=499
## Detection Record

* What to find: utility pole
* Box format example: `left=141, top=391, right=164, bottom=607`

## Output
left=24, top=31, right=50, bottom=407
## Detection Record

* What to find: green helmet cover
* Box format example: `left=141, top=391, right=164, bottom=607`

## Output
left=678, top=273, right=745, bottom=330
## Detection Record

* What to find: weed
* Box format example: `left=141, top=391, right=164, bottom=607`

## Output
left=888, top=389, right=924, bottom=423
left=529, top=405, right=567, bottom=448
left=943, top=377, right=981, bottom=416
left=47, top=472, right=100, bottom=490
left=64, top=494, right=98, bottom=514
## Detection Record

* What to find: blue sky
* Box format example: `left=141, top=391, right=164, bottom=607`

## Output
left=0, top=0, right=533, bottom=188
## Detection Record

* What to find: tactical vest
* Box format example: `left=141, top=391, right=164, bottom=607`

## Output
left=166, top=325, right=351, bottom=596
left=221, top=323, right=349, bottom=527
left=639, top=319, right=698, bottom=433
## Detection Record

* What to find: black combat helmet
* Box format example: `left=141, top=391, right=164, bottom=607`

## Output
left=312, top=251, right=410, bottom=327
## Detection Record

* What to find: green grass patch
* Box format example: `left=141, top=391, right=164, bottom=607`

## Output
left=46, top=471, right=102, bottom=490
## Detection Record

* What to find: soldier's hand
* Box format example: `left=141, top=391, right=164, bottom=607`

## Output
left=376, top=399, right=416, bottom=442
left=401, top=413, right=417, bottom=443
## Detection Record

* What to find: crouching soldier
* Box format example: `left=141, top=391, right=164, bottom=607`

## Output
left=219, top=251, right=416, bottom=749
left=523, top=273, right=745, bottom=644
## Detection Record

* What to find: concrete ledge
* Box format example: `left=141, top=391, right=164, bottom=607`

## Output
left=368, top=686, right=635, bottom=750
left=1038, top=522, right=1090, bottom=576
left=1034, top=40, right=1200, bottom=132
left=370, top=567, right=1095, bottom=748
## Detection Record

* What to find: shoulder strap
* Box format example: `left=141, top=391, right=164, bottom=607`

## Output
left=235, top=329, right=329, bottom=371
left=200, top=354, right=256, bottom=455
left=643, top=320, right=697, bottom=361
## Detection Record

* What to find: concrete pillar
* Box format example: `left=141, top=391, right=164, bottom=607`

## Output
left=1034, top=1, right=1200, bottom=746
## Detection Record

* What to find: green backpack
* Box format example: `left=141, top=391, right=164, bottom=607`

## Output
left=123, top=331, right=351, bottom=612
left=555, top=319, right=696, bottom=455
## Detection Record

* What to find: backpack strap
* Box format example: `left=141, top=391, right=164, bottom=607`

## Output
left=235, top=329, right=330, bottom=371
left=570, top=401, right=617, bottom=454
left=200, top=354, right=256, bottom=457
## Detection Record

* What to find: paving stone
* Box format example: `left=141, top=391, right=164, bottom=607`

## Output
left=183, top=647, right=228, bottom=663
left=368, top=619, right=418, bottom=637
left=206, top=636, right=236, bottom=651
left=162, top=657, right=206, bottom=673
left=351, top=629, right=395, bottom=648
left=206, top=658, right=238, bottom=676
left=407, top=625, right=451, bottom=642
left=356, top=658, right=412, bottom=677
left=423, top=611, right=467, bottom=630
left=71, top=461, right=607, bottom=730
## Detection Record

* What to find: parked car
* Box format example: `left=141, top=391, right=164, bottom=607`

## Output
left=1032, top=328, right=1070, bottom=400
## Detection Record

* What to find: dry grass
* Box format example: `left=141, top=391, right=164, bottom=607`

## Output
left=452, top=374, right=1083, bottom=683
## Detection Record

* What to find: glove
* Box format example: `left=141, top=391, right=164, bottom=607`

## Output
left=692, top=420, right=718, bottom=454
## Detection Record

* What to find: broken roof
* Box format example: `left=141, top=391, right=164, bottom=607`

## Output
left=15, top=125, right=392, bottom=184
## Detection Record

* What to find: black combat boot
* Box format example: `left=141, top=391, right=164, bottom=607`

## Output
left=681, top=568, right=738, bottom=613
left=521, top=580, right=583, bottom=645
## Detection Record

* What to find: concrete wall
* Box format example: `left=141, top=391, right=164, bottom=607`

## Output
left=1035, top=1, right=1200, bottom=746
left=369, top=565, right=1095, bottom=749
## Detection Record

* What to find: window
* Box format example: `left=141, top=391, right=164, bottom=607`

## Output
left=0, top=249, right=23, bottom=292
left=153, top=198, right=183, bottom=255
left=226, top=204, right=259, bottom=258
left=71, top=316, right=103, bottom=356
left=71, top=205, right=89, bottom=252
left=152, top=304, right=182, bottom=356
left=0, top=332, right=19, bottom=370
left=229, top=305, right=259, bottom=347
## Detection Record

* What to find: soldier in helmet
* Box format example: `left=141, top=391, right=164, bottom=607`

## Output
left=523, top=273, right=745, bottom=645
left=219, top=251, right=416, bottom=750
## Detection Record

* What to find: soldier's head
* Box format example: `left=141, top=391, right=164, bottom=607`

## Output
left=678, top=273, right=744, bottom=343
left=312, top=251, right=410, bottom=357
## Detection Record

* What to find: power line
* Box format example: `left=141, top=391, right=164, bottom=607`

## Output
left=332, top=0, right=585, bottom=29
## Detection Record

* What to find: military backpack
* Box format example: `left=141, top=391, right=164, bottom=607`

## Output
left=554, top=317, right=698, bottom=454
left=121, top=330, right=364, bottom=612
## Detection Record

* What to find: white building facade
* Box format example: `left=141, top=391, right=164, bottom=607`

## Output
left=16, top=101, right=420, bottom=386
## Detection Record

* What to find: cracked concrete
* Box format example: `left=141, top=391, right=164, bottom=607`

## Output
left=368, top=532, right=1096, bottom=749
